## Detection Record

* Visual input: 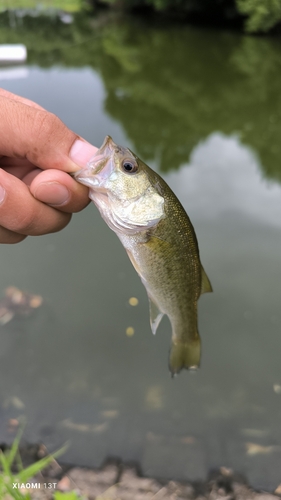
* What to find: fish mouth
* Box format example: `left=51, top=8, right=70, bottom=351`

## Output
left=99, top=135, right=128, bottom=157
left=74, top=159, right=108, bottom=189
left=74, top=135, right=123, bottom=189
left=74, top=167, right=108, bottom=190
left=99, top=135, right=117, bottom=154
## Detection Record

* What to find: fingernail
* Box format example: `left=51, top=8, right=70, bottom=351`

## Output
left=34, top=182, right=70, bottom=206
left=70, top=139, right=98, bottom=167
left=0, top=185, right=6, bottom=205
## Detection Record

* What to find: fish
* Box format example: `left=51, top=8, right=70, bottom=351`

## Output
left=74, top=136, right=212, bottom=375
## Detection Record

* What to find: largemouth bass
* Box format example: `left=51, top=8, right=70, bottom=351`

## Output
left=75, top=136, right=212, bottom=375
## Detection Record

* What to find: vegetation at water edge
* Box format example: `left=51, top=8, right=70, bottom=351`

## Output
left=1, top=0, right=281, bottom=32
left=97, top=0, right=281, bottom=33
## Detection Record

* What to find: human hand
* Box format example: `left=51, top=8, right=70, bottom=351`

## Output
left=0, top=88, right=98, bottom=243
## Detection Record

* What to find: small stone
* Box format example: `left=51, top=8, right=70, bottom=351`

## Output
left=3, top=396, right=25, bottom=409
left=275, top=484, right=281, bottom=495
left=220, top=466, right=233, bottom=477
left=7, top=418, right=19, bottom=433
left=0, top=307, right=14, bottom=325
left=57, top=476, right=71, bottom=491
left=29, top=295, right=43, bottom=308
left=273, top=384, right=281, bottom=394
left=145, top=385, right=163, bottom=410
left=255, top=495, right=280, bottom=500
left=101, top=410, right=119, bottom=419
left=5, top=286, right=24, bottom=304
left=245, top=442, right=274, bottom=455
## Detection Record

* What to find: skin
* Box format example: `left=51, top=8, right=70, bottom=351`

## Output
left=0, top=88, right=98, bottom=244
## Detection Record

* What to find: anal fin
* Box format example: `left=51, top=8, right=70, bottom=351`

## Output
left=148, top=296, right=164, bottom=335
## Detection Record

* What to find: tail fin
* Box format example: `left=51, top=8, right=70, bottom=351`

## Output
left=169, top=337, right=201, bottom=376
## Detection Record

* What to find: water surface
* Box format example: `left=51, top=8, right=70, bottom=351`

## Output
left=1, top=17, right=281, bottom=490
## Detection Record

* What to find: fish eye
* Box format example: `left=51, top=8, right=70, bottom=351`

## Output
left=122, top=159, right=138, bottom=174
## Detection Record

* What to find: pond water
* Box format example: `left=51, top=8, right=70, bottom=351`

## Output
left=1, top=15, right=281, bottom=491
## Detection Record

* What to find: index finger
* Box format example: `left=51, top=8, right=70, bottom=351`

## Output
left=0, top=95, right=98, bottom=173
left=0, top=88, right=45, bottom=110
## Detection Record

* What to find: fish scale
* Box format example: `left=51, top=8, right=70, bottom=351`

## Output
left=75, top=136, right=212, bottom=375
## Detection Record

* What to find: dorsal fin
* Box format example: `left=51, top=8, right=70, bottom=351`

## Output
left=201, top=265, right=213, bottom=294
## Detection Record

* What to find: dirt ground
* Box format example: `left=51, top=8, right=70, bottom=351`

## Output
left=11, top=445, right=281, bottom=500
left=28, top=466, right=281, bottom=500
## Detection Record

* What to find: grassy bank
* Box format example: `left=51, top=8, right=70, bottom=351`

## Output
left=0, top=0, right=81, bottom=12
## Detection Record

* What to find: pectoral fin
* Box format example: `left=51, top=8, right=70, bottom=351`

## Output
left=126, top=249, right=142, bottom=276
left=148, top=296, right=164, bottom=335
left=126, top=248, right=164, bottom=335
left=200, top=265, right=212, bottom=294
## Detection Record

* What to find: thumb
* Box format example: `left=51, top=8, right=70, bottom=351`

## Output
left=0, top=95, right=97, bottom=172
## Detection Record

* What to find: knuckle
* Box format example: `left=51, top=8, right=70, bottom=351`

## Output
left=28, top=110, right=74, bottom=168
left=0, top=227, right=27, bottom=244
left=49, top=212, right=72, bottom=233
left=10, top=208, right=35, bottom=233
left=9, top=234, right=27, bottom=244
left=32, top=110, right=60, bottom=143
left=22, top=210, right=71, bottom=236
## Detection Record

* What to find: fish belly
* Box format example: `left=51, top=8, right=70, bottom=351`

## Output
left=119, top=231, right=200, bottom=341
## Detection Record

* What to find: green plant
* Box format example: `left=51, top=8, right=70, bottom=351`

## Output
left=0, top=427, right=66, bottom=499
left=54, top=492, right=83, bottom=500
left=236, top=0, right=281, bottom=32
